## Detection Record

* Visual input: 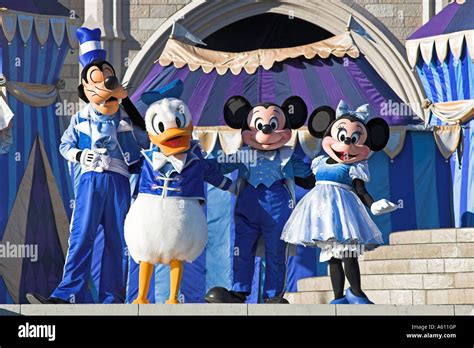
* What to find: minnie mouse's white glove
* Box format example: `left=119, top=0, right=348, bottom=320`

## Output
left=370, top=199, right=398, bottom=216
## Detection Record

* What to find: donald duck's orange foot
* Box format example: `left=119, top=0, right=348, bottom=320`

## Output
left=165, top=299, right=180, bottom=305
left=132, top=297, right=150, bottom=304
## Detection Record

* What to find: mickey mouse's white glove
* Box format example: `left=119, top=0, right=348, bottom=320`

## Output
left=80, top=148, right=108, bottom=171
left=370, top=199, right=398, bottom=216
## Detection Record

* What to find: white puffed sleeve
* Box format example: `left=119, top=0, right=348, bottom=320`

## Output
left=349, top=160, right=370, bottom=182
left=311, top=155, right=326, bottom=175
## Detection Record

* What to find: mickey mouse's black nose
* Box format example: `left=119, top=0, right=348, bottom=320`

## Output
left=262, top=124, right=273, bottom=134
left=104, top=76, right=119, bottom=90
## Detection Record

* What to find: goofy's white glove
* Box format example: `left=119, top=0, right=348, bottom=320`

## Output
left=80, top=148, right=110, bottom=172
left=370, top=199, right=398, bottom=216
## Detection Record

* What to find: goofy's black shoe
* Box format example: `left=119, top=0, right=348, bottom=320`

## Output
left=205, top=287, right=247, bottom=303
left=26, top=293, right=69, bottom=304
left=264, top=296, right=289, bottom=304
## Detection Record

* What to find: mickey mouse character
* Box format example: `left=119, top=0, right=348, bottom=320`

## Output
left=27, top=27, right=147, bottom=305
left=205, top=96, right=314, bottom=304
left=281, top=100, right=398, bottom=304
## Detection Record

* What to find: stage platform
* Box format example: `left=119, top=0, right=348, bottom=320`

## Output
left=1, top=304, right=472, bottom=316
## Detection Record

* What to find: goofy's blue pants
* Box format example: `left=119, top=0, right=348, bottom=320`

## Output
left=51, top=171, right=130, bottom=303
left=231, top=180, right=292, bottom=300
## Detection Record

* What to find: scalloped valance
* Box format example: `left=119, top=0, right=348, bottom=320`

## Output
left=0, top=8, right=79, bottom=48
left=191, top=125, right=460, bottom=161
left=157, top=32, right=360, bottom=75
left=406, top=29, right=474, bottom=68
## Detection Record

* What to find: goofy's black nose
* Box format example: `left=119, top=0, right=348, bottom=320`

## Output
left=262, top=124, right=273, bottom=134
left=104, top=76, right=119, bottom=90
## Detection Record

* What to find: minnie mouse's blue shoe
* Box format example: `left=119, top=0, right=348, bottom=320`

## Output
left=330, top=296, right=349, bottom=304
left=346, top=288, right=374, bottom=304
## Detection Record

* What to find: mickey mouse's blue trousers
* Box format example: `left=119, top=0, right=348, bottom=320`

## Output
left=231, top=180, right=291, bottom=300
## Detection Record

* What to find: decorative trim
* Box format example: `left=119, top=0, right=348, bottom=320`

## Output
left=433, top=124, right=461, bottom=159
left=406, top=29, right=474, bottom=67
left=50, top=18, right=66, bottom=47
left=123, top=0, right=426, bottom=120
left=0, top=9, right=79, bottom=48
left=158, top=33, right=359, bottom=75
left=423, top=99, right=474, bottom=124
left=6, top=80, right=58, bottom=107
left=192, top=125, right=460, bottom=160
left=383, top=126, right=407, bottom=160
left=17, top=14, right=33, bottom=44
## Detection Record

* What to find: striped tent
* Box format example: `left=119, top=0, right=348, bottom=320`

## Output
left=406, top=0, right=474, bottom=228
left=0, top=1, right=78, bottom=303
left=126, top=32, right=454, bottom=303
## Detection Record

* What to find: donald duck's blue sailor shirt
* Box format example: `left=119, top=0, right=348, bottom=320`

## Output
left=139, top=140, right=232, bottom=201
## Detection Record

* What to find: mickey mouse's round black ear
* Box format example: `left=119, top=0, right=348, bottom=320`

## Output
left=281, top=96, right=308, bottom=129
left=366, top=118, right=390, bottom=151
left=308, top=106, right=336, bottom=138
left=223, top=96, right=252, bottom=129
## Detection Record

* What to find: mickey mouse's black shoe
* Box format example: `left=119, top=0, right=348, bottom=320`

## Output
left=205, top=287, right=247, bottom=303
left=26, top=293, right=69, bottom=304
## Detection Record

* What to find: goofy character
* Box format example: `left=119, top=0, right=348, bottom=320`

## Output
left=205, top=96, right=314, bottom=304
left=27, top=27, right=147, bottom=304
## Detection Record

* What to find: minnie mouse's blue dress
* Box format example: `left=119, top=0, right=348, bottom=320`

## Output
left=281, top=155, right=383, bottom=261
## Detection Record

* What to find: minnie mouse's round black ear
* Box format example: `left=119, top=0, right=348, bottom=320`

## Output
left=366, top=118, right=390, bottom=151
left=308, top=106, right=336, bottom=138
left=281, top=96, right=307, bottom=129
left=223, top=96, right=252, bottom=129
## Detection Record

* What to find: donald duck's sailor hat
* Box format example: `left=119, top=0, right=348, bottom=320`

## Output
left=141, top=79, right=184, bottom=105
left=76, top=27, right=107, bottom=67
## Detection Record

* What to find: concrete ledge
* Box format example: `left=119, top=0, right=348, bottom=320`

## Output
left=454, top=305, right=474, bottom=316
left=248, top=304, right=335, bottom=316
left=138, top=304, right=247, bottom=316
left=0, top=305, right=21, bottom=316
left=13, top=304, right=471, bottom=316
left=336, top=305, right=455, bottom=316
left=20, top=304, right=138, bottom=316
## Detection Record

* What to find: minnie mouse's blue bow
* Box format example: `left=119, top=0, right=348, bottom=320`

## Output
left=336, top=100, right=371, bottom=122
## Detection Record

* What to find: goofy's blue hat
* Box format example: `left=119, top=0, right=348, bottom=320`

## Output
left=76, top=27, right=107, bottom=67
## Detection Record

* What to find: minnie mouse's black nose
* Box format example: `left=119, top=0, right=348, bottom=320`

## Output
left=262, top=124, right=273, bottom=134
left=104, top=76, right=119, bottom=90
left=344, top=137, right=352, bottom=145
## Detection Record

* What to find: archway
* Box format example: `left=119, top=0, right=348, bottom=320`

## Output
left=123, top=0, right=426, bottom=118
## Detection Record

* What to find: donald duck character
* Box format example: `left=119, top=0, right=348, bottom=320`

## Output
left=27, top=27, right=147, bottom=304
left=124, top=79, right=235, bottom=304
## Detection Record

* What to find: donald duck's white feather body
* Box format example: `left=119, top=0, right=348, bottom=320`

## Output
left=125, top=193, right=207, bottom=264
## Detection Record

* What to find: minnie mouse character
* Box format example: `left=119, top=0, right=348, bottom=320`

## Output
left=205, top=96, right=314, bottom=304
left=281, top=100, right=398, bottom=304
